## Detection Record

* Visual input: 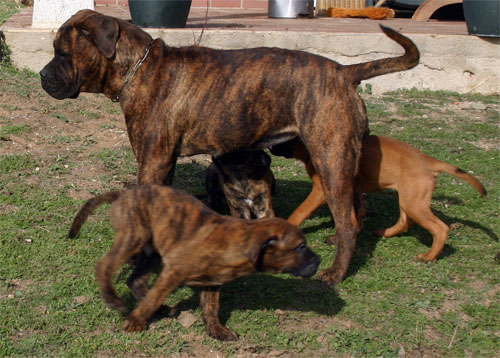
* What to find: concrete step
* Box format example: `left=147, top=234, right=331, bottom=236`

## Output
left=2, top=6, right=499, bottom=94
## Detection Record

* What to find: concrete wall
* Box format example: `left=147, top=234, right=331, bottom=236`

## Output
left=5, top=26, right=498, bottom=95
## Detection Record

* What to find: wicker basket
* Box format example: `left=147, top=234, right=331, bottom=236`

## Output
left=317, top=0, right=366, bottom=15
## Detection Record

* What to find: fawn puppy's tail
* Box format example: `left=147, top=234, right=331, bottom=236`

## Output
left=434, top=160, right=487, bottom=197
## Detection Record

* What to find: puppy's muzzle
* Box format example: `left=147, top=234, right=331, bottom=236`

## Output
left=289, top=247, right=321, bottom=278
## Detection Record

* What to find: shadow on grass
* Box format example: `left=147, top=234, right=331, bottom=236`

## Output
left=117, top=273, right=343, bottom=328
left=434, top=194, right=499, bottom=243
left=151, top=275, right=343, bottom=326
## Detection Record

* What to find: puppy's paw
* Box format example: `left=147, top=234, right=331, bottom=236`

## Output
left=414, top=253, right=437, bottom=262
left=206, top=325, right=239, bottom=341
left=123, top=316, right=147, bottom=332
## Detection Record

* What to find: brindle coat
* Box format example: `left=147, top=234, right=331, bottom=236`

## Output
left=206, top=150, right=275, bottom=219
left=69, top=185, right=320, bottom=341
left=41, top=10, right=419, bottom=283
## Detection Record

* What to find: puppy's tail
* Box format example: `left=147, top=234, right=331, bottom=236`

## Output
left=345, top=25, right=420, bottom=85
left=433, top=160, right=487, bottom=197
left=69, top=191, right=121, bottom=238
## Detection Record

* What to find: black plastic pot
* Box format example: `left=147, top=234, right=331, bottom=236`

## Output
left=463, top=0, right=500, bottom=37
left=128, top=0, right=192, bottom=28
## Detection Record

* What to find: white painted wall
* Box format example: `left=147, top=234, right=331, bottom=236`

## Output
left=32, top=0, right=94, bottom=29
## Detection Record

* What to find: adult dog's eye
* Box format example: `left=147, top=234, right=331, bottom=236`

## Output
left=57, top=52, right=69, bottom=61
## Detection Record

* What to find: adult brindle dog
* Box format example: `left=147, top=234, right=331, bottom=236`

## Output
left=40, top=10, right=419, bottom=284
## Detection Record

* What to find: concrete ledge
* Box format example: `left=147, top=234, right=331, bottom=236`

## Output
left=2, top=8, right=499, bottom=95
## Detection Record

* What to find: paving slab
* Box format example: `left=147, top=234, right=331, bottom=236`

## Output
left=2, top=6, right=499, bottom=94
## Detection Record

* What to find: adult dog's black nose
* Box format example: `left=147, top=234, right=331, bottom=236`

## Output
left=40, top=68, right=48, bottom=79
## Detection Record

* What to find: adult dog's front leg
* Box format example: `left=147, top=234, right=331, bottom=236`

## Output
left=137, top=152, right=177, bottom=186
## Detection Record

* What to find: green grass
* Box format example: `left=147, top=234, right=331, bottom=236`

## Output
left=0, top=6, right=499, bottom=355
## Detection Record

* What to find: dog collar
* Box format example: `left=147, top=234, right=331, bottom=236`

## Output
left=113, top=39, right=155, bottom=103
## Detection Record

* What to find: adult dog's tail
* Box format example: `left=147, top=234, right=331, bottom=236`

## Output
left=433, top=160, right=487, bottom=197
left=345, top=25, right=420, bottom=85
left=69, top=191, right=121, bottom=238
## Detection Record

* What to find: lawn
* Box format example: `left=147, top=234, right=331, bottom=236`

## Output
left=0, top=2, right=499, bottom=357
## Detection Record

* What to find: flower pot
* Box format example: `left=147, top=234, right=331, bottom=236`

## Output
left=463, top=0, right=500, bottom=37
left=128, top=0, right=192, bottom=28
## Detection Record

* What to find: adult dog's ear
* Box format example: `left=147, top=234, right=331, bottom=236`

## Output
left=248, top=235, right=278, bottom=270
left=251, top=151, right=272, bottom=178
left=259, top=152, right=271, bottom=169
left=79, top=12, right=120, bottom=58
left=212, top=156, right=230, bottom=180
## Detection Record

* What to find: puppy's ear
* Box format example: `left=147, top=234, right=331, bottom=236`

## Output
left=248, top=236, right=278, bottom=270
left=79, top=13, right=119, bottom=58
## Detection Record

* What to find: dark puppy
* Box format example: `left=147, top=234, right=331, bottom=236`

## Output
left=69, top=185, right=320, bottom=341
left=206, top=150, right=275, bottom=219
left=41, top=10, right=419, bottom=284
left=272, top=135, right=487, bottom=261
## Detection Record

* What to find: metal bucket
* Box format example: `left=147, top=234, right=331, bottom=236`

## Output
left=268, top=0, right=309, bottom=18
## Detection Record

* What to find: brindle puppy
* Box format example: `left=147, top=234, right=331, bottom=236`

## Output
left=41, top=10, right=419, bottom=283
left=69, top=185, right=320, bottom=341
left=206, top=150, right=275, bottom=219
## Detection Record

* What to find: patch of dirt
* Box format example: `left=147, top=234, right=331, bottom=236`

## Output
left=0, top=278, right=35, bottom=299
left=0, top=83, right=213, bottom=199
left=470, top=139, right=500, bottom=151
left=1, top=86, right=128, bottom=191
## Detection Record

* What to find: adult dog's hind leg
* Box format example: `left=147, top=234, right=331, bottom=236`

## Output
left=304, top=116, right=364, bottom=285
